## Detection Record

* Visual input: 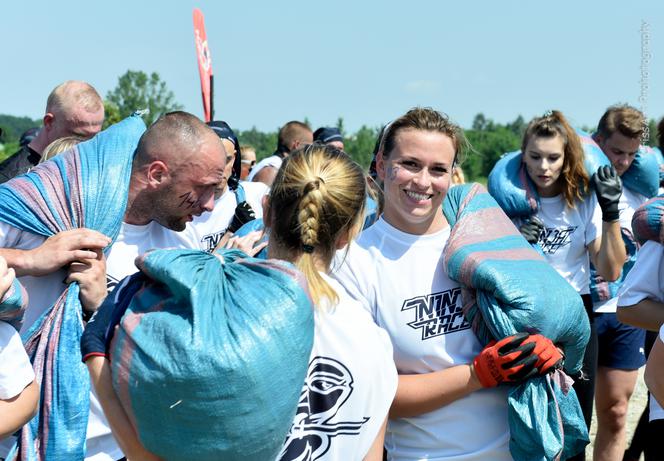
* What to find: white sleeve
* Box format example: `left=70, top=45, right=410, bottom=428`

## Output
left=0, top=322, right=34, bottom=400
left=332, top=244, right=376, bottom=319
left=0, top=221, right=25, bottom=249
left=617, top=241, right=664, bottom=307
left=585, top=194, right=602, bottom=247
left=243, top=182, right=269, bottom=219
left=660, top=324, right=664, bottom=343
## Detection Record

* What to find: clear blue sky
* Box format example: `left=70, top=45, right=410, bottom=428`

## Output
left=2, top=0, right=662, bottom=132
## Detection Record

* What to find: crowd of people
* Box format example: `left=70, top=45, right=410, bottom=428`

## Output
left=0, top=79, right=663, bottom=461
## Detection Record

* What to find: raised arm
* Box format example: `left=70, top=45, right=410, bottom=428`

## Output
left=588, top=166, right=626, bottom=282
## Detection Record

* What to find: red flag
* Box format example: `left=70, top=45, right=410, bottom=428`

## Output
left=193, top=8, right=214, bottom=122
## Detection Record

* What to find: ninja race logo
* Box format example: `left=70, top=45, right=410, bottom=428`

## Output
left=402, top=288, right=470, bottom=340
left=201, top=230, right=226, bottom=253
left=106, top=275, right=120, bottom=293
left=538, top=226, right=578, bottom=254
left=279, top=357, right=369, bottom=461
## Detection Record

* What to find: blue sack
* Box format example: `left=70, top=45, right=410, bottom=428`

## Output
left=109, top=248, right=314, bottom=461
left=443, top=183, right=590, bottom=461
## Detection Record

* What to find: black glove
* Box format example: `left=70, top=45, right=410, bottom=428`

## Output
left=519, top=216, right=544, bottom=244
left=592, top=165, right=622, bottom=222
left=227, top=201, right=256, bottom=234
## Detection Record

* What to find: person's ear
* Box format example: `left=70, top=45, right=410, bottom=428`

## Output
left=146, top=161, right=169, bottom=187
left=43, top=113, right=55, bottom=130
left=376, top=150, right=387, bottom=182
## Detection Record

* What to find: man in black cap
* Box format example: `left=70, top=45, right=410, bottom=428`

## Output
left=313, top=126, right=344, bottom=150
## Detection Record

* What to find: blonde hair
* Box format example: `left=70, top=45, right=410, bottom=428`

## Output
left=452, top=165, right=466, bottom=185
left=268, top=144, right=366, bottom=305
left=40, top=135, right=85, bottom=163
left=522, top=110, right=588, bottom=209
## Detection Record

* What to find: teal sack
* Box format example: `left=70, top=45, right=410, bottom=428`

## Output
left=110, top=249, right=314, bottom=461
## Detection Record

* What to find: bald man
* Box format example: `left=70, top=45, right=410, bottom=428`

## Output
left=0, top=111, right=226, bottom=461
left=247, top=120, right=313, bottom=186
left=0, top=80, right=104, bottom=183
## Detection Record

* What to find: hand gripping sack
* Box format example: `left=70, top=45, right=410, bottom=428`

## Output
left=109, top=248, right=314, bottom=461
left=235, top=218, right=269, bottom=259
left=0, top=115, right=145, bottom=461
left=443, top=183, right=590, bottom=461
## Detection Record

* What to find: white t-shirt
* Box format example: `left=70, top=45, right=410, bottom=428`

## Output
left=0, top=321, right=34, bottom=400
left=246, top=154, right=283, bottom=182
left=278, top=273, right=398, bottom=461
left=594, top=187, right=648, bottom=313
left=617, top=240, right=664, bottom=421
left=333, top=217, right=510, bottom=461
left=105, top=221, right=191, bottom=291
left=180, top=182, right=268, bottom=252
left=516, top=194, right=601, bottom=294
left=0, top=221, right=190, bottom=460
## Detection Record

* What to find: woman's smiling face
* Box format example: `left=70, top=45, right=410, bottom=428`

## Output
left=378, top=128, right=455, bottom=235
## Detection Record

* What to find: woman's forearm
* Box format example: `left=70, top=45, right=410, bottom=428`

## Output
left=389, top=364, right=482, bottom=418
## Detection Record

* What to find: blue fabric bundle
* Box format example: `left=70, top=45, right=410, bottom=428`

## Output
left=443, top=183, right=590, bottom=461
left=621, top=144, right=660, bottom=199
left=643, top=145, right=664, bottom=187
left=486, top=151, right=540, bottom=218
left=109, top=248, right=314, bottom=461
left=363, top=195, right=379, bottom=229
left=0, top=115, right=145, bottom=461
left=0, top=279, right=28, bottom=330
left=632, top=194, right=664, bottom=245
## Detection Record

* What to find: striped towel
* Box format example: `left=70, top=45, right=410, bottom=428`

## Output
left=1, top=115, right=145, bottom=461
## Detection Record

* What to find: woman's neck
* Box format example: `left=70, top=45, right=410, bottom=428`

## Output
left=268, top=244, right=329, bottom=273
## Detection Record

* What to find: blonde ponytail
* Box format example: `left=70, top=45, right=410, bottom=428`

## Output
left=268, top=145, right=366, bottom=306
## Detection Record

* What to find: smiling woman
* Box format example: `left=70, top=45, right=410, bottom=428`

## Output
left=334, top=107, right=563, bottom=461
left=376, top=108, right=460, bottom=235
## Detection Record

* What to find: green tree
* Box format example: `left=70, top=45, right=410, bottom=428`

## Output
left=344, top=125, right=379, bottom=169
left=237, top=127, right=278, bottom=161
left=647, top=118, right=658, bottom=147
left=102, top=100, right=123, bottom=129
left=106, top=70, right=183, bottom=126
left=0, top=115, right=41, bottom=144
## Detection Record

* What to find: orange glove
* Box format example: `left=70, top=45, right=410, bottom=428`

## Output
left=473, top=332, right=538, bottom=388
left=521, top=334, right=564, bottom=374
